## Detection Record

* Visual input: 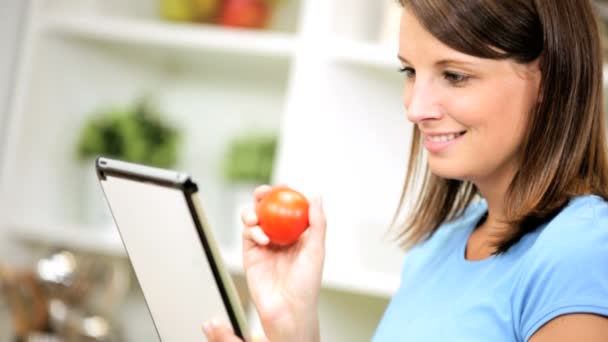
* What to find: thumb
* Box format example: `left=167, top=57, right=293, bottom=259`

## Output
left=308, top=195, right=327, bottom=243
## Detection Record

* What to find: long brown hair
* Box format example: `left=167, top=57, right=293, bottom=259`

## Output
left=393, top=0, right=608, bottom=253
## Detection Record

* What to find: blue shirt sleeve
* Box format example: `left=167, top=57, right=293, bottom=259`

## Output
left=517, top=198, right=608, bottom=341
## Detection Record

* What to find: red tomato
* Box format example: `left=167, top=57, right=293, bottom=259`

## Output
left=256, top=186, right=310, bottom=246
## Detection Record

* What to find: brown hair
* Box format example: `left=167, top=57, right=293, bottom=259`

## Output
left=393, top=0, right=608, bottom=253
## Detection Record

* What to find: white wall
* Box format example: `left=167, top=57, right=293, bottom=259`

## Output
left=0, top=3, right=30, bottom=336
left=0, top=0, right=28, bottom=169
left=0, top=0, right=31, bottom=267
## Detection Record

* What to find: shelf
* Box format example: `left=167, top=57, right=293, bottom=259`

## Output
left=39, top=13, right=297, bottom=59
left=323, top=264, right=400, bottom=298
left=222, top=246, right=400, bottom=298
left=5, top=222, right=243, bottom=270
left=6, top=222, right=127, bottom=256
left=7, top=222, right=399, bottom=298
left=328, top=38, right=400, bottom=71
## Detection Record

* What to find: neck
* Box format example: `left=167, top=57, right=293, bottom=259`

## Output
left=473, top=165, right=518, bottom=236
left=465, top=169, right=516, bottom=260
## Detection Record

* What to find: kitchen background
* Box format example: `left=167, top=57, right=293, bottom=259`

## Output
left=1, top=0, right=607, bottom=341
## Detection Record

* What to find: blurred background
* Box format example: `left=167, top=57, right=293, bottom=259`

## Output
left=1, top=0, right=607, bottom=341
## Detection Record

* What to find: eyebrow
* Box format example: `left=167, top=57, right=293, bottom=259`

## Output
left=397, top=55, right=477, bottom=68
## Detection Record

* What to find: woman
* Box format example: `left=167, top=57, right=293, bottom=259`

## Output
left=204, top=0, right=608, bottom=340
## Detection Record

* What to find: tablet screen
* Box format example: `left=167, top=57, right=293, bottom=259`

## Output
left=100, top=174, right=244, bottom=341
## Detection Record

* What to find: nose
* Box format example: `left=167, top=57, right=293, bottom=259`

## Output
left=404, top=80, right=442, bottom=123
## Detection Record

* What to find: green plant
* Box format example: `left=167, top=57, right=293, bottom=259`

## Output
left=222, top=132, right=277, bottom=184
left=76, top=99, right=181, bottom=168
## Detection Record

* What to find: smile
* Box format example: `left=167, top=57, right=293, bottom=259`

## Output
left=423, top=131, right=467, bottom=153
left=427, top=132, right=466, bottom=142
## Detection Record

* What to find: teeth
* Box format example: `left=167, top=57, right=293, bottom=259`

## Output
left=428, top=133, right=462, bottom=142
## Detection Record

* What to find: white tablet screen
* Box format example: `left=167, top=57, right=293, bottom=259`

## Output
left=100, top=175, right=241, bottom=341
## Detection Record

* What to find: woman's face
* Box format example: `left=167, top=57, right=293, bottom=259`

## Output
left=399, top=8, right=541, bottom=186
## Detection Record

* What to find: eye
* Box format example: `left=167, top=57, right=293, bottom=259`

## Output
left=398, top=66, right=415, bottom=79
left=443, top=71, right=469, bottom=84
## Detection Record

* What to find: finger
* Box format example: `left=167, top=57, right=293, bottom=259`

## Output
left=240, top=208, right=258, bottom=227
left=202, top=319, right=242, bottom=342
left=243, top=226, right=270, bottom=247
left=307, top=195, right=327, bottom=244
left=253, top=185, right=273, bottom=203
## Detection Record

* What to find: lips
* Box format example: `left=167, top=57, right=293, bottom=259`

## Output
left=423, top=131, right=467, bottom=153
left=426, top=131, right=466, bottom=143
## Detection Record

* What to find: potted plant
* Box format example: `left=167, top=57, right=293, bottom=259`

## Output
left=222, top=132, right=276, bottom=185
left=75, top=98, right=181, bottom=225
left=220, top=132, right=277, bottom=246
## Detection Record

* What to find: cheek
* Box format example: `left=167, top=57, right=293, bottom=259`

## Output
left=428, top=84, right=530, bottom=179
left=461, top=76, right=530, bottom=140
left=470, top=90, right=530, bottom=173
left=482, top=84, right=530, bottom=153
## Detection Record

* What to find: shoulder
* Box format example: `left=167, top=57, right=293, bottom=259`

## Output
left=516, top=195, right=608, bottom=341
left=524, top=194, right=608, bottom=278
left=530, top=195, right=608, bottom=257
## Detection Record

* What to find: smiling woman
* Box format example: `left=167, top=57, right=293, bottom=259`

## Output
left=202, top=1, right=608, bottom=341
left=392, top=0, right=607, bottom=253
left=376, top=0, right=608, bottom=341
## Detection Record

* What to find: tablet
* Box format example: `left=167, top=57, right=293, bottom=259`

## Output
left=96, top=157, right=250, bottom=341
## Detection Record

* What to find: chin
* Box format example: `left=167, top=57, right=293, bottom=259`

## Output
left=427, top=158, right=469, bottom=181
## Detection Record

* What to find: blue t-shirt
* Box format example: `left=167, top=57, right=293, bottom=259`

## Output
left=373, top=195, right=608, bottom=342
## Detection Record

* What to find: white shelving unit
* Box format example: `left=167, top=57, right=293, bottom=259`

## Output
left=1, top=0, right=407, bottom=341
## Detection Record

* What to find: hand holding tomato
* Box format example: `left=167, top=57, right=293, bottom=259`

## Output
left=206, top=185, right=326, bottom=342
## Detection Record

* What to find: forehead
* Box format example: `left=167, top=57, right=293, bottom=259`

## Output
left=398, top=8, right=479, bottom=64
left=398, top=7, right=540, bottom=80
